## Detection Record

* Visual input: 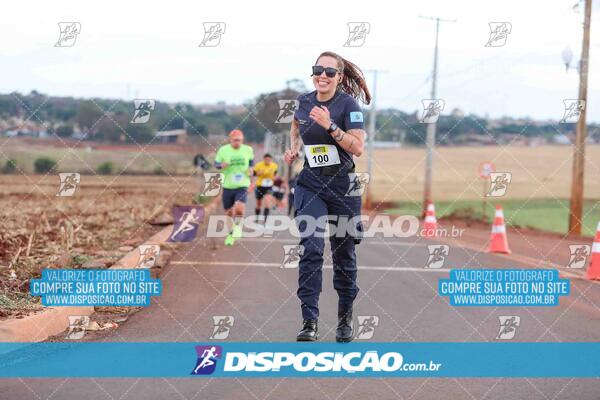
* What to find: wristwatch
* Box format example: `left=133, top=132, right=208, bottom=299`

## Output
left=326, top=121, right=338, bottom=134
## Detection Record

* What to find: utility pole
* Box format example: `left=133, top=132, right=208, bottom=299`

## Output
left=419, top=16, right=455, bottom=216
left=569, top=0, right=592, bottom=235
left=364, top=69, right=387, bottom=210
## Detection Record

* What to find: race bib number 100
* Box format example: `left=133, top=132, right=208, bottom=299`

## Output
left=305, top=144, right=341, bottom=168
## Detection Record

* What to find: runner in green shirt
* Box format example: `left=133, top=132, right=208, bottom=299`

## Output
left=214, top=129, right=254, bottom=246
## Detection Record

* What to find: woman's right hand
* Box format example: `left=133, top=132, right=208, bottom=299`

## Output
left=284, top=149, right=298, bottom=165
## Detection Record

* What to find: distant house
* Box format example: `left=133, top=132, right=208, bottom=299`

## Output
left=527, top=137, right=548, bottom=147
left=552, top=134, right=572, bottom=145
left=155, top=129, right=188, bottom=144
left=373, top=141, right=402, bottom=149
left=453, top=133, right=496, bottom=146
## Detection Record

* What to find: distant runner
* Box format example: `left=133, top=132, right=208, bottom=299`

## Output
left=271, top=176, right=287, bottom=211
left=252, top=153, right=278, bottom=224
left=214, top=129, right=254, bottom=246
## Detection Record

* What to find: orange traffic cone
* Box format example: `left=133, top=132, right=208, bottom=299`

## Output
left=586, top=221, right=600, bottom=280
left=423, top=202, right=437, bottom=238
left=488, top=205, right=511, bottom=254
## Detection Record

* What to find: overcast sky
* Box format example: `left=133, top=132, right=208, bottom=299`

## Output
left=1, top=0, right=600, bottom=122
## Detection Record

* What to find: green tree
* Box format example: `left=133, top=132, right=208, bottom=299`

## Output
left=76, top=101, right=103, bottom=137
left=55, top=124, right=74, bottom=137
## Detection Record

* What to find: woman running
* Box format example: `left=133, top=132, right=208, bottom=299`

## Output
left=284, top=51, right=371, bottom=342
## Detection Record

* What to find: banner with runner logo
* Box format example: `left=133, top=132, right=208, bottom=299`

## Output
left=1, top=342, right=599, bottom=378
left=168, top=206, right=204, bottom=242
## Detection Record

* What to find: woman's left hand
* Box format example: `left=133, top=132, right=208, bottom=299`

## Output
left=309, top=106, right=331, bottom=129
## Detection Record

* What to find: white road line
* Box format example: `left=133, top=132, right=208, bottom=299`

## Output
left=170, top=260, right=449, bottom=272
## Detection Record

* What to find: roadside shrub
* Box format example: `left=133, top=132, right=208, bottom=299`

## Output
left=96, top=161, right=115, bottom=175
left=34, top=157, right=57, bottom=173
left=193, top=194, right=212, bottom=205
left=153, top=165, right=167, bottom=175
left=1, top=159, right=18, bottom=174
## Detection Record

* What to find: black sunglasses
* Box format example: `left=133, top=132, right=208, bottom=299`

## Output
left=312, top=65, right=339, bottom=78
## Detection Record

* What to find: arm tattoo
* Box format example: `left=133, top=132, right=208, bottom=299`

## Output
left=332, top=129, right=345, bottom=142
left=290, top=119, right=302, bottom=153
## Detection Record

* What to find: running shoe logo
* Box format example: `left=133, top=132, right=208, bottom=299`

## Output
left=192, top=345, right=223, bottom=375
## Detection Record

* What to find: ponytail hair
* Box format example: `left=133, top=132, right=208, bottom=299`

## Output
left=315, top=51, right=372, bottom=105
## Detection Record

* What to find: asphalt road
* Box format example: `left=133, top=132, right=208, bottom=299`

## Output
left=3, top=198, right=600, bottom=399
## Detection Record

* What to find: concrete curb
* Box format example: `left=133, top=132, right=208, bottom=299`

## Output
left=0, top=197, right=220, bottom=342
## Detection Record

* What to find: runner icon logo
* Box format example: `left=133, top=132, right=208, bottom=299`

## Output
left=210, top=316, right=234, bottom=340
left=168, top=206, right=204, bottom=242
left=66, top=315, right=90, bottom=340
left=201, top=173, right=224, bottom=197
left=496, top=316, right=520, bottom=340
left=199, top=22, right=226, bottom=47
left=56, top=173, right=80, bottom=197
left=420, top=99, right=445, bottom=123
left=567, top=245, right=590, bottom=269
left=276, top=100, right=299, bottom=123
left=560, top=99, right=585, bottom=124
left=354, top=316, right=379, bottom=340
left=130, top=99, right=155, bottom=124
left=485, top=22, right=512, bottom=47
left=192, top=345, right=223, bottom=375
left=486, top=172, right=511, bottom=197
left=425, top=245, right=449, bottom=269
left=136, top=245, right=160, bottom=269
left=282, top=245, right=304, bottom=269
left=346, top=173, right=370, bottom=196
left=55, top=22, right=81, bottom=47
left=344, top=22, right=370, bottom=47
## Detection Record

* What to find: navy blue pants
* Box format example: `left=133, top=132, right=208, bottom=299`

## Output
left=293, top=169, right=361, bottom=320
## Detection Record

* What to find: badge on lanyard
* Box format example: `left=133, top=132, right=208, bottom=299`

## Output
left=304, top=144, right=341, bottom=168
